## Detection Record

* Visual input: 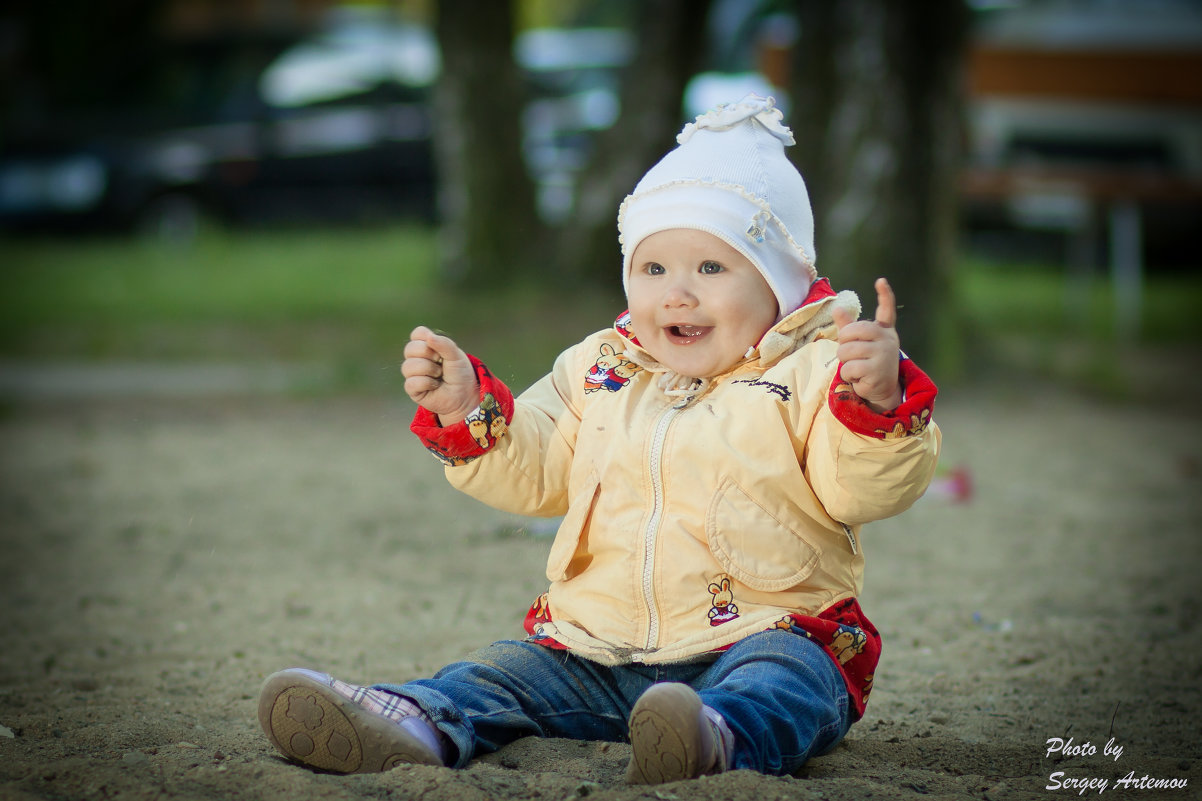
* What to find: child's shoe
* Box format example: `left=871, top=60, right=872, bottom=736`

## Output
left=625, top=682, right=732, bottom=784
left=258, top=668, right=446, bottom=773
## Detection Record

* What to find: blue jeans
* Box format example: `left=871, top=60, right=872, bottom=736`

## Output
left=375, top=627, right=852, bottom=775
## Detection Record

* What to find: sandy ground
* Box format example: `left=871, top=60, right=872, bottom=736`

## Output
left=1, top=373, right=1199, bottom=801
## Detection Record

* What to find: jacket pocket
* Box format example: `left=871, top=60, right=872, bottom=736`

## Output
left=545, top=471, right=601, bottom=582
left=706, top=478, right=821, bottom=592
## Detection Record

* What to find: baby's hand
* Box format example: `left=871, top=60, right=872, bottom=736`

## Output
left=832, top=277, right=903, bottom=412
left=401, top=326, right=479, bottom=425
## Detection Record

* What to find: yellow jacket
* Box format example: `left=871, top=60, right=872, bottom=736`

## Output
left=411, top=279, right=940, bottom=715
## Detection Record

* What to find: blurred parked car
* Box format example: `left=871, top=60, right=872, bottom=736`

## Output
left=0, top=9, right=440, bottom=240
left=0, top=11, right=650, bottom=239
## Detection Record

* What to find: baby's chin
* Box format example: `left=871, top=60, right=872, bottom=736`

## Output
left=638, top=331, right=757, bottom=380
left=652, top=354, right=740, bottom=381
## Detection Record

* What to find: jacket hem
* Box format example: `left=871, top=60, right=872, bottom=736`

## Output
left=522, top=593, right=880, bottom=720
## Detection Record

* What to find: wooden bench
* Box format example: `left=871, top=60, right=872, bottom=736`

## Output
left=961, top=166, right=1202, bottom=337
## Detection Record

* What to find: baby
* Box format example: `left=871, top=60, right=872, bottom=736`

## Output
left=258, top=95, right=941, bottom=783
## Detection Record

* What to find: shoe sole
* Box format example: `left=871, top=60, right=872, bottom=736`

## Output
left=625, top=682, right=705, bottom=784
left=258, top=670, right=442, bottom=774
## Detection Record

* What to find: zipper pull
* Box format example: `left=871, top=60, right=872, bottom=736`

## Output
left=842, top=524, right=858, bottom=555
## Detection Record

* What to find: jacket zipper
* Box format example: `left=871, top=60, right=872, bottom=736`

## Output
left=635, top=403, right=683, bottom=659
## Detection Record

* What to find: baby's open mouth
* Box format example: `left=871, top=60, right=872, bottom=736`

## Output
left=666, top=324, right=711, bottom=342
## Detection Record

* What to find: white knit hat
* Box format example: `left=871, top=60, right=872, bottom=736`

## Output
left=618, top=94, right=816, bottom=318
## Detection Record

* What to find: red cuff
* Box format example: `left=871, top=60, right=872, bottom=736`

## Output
left=410, top=355, right=515, bottom=465
left=828, top=356, right=936, bottom=439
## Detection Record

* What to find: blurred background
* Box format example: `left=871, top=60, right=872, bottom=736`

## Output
left=2, top=0, right=1200, bottom=396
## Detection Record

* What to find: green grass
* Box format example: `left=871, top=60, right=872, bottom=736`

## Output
left=3, top=227, right=1198, bottom=395
left=1, top=225, right=624, bottom=391
left=958, top=257, right=1202, bottom=345
left=3, top=226, right=437, bottom=324
left=955, top=256, right=1202, bottom=397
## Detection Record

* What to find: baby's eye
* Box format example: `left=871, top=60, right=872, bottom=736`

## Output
left=644, top=262, right=666, bottom=276
left=699, top=261, right=724, bottom=274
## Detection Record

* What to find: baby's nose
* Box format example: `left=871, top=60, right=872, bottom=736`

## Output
left=661, top=280, right=698, bottom=307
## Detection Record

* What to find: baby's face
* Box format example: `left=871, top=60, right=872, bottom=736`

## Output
left=627, top=229, right=777, bottom=379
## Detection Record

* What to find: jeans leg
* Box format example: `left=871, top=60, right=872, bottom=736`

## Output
left=693, top=628, right=852, bottom=776
left=374, top=640, right=647, bottom=768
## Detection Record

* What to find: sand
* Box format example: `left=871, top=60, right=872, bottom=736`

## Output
left=1, top=377, right=1199, bottom=800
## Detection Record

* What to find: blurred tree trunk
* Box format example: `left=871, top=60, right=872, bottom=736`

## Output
left=788, top=0, right=969, bottom=368
left=555, top=0, right=714, bottom=291
left=433, top=0, right=544, bottom=288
